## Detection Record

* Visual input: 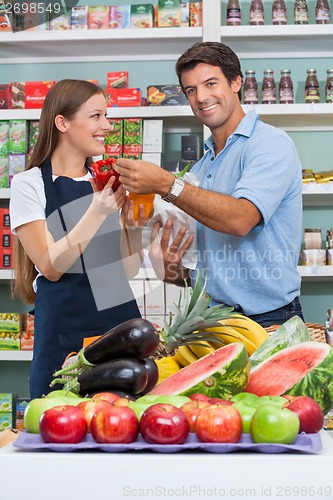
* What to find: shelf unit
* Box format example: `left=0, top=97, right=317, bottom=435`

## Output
left=0, top=350, right=32, bottom=361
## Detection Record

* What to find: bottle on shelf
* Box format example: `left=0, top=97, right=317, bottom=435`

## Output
left=294, top=0, right=309, bottom=24
left=226, top=0, right=241, bottom=26
left=279, top=69, right=294, bottom=104
left=315, top=0, right=330, bottom=24
left=249, top=0, right=264, bottom=25
left=272, top=0, right=287, bottom=24
left=305, top=69, right=320, bottom=104
left=243, top=70, right=258, bottom=104
left=325, top=69, right=333, bottom=104
left=262, top=69, right=276, bottom=104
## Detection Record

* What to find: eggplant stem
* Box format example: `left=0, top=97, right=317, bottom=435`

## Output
left=52, top=350, right=94, bottom=378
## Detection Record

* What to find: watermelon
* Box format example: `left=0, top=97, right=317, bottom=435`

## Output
left=247, top=341, right=333, bottom=414
left=250, top=316, right=310, bottom=368
left=149, top=343, right=250, bottom=400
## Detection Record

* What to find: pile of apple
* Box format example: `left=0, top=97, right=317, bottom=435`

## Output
left=24, top=389, right=325, bottom=446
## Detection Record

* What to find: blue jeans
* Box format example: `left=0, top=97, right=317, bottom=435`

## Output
left=245, top=297, right=304, bottom=328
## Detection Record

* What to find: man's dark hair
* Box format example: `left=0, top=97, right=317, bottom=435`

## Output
left=175, top=41, right=243, bottom=101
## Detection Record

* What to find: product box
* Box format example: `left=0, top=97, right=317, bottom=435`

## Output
left=20, top=313, right=34, bottom=350
left=104, top=118, right=123, bottom=155
left=12, top=9, right=47, bottom=32
left=143, top=119, right=163, bottom=152
left=0, top=85, right=10, bottom=109
left=131, top=4, right=154, bottom=28
left=123, top=118, right=143, bottom=154
left=141, top=152, right=162, bottom=166
left=106, top=71, right=129, bottom=89
left=301, top=249, right=326, bottom=266
left=0, top=249, right=12, bottom=268
left=71, top=6, right=88, bottom=29
left=0, top=312, right=20, bottom=349
left=15, top=398, right=30, bottom=430
left=0, top=412, right=12, bottom=431
left=180, top=2, right=190, bottom=26
left=109, top=5, right=131, bottom=29
left=49, top=13, right=71, bottom=30
left=1, top=228, right=12, bottom=249
left=88, top=6, right=109, bottom=29
left=145, top=280, right=165, bottom=316
left=147, top=84, right=188, bottom=106
left=10, top=82, right=55, bottom=109
left=0, top=393, right=12, bottom=413
left=122, top=153, right=142, bottom=160
left=28, top=120, right=40, bottom=154
left=0, top=6, right=11, bottom=32
left=0, top=157, right=9, bottom=188
left=0, top=121, right=9, bottom=155
left=106, top=88, right=141, bottom=107
left=8, top=120, right=27, bottom=153
left=8, top=154, right=26, bottom=185
left=181, top=134, right=201, bottom=160
left=129, top=280, right=145, bottom=316
left=0, top=209, right=10, bottom=229
left=189, top=2, right=203, bottom=27
left=158, top=0, right=181, bottom=27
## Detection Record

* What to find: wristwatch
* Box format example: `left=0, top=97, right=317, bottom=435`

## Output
left=162, top=177, right=185, bottom=203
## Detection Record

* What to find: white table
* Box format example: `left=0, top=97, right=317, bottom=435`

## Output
left=1, top=431, right=333, bottom=500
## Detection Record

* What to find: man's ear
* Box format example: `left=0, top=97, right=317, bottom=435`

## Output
left=54, top=115, right=67, bottom=132
left=232, top=75, right=243, bottom=94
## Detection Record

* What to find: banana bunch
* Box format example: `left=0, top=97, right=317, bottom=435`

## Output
left=204, top=316, right=269, bottom=356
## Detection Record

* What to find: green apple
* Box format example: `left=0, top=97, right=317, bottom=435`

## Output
left=250, top=403, right=300, bottom=444
left=231, top=392, right=260, bottom=405
left=24, top=397, right=69, bottom=434
left=154, top=395, right=191, bottom=407
left=259, top=395, right=287, bottom=407
left=44, top=390, right=81, bottom=400
left=232, top=401, right=257, bottom=433
left=128, top=401, right=152, bottom=420
left=135, top=395, right=161, bottom=405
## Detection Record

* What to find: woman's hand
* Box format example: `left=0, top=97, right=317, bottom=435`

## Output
left=148, top=219, right=194, bottom=283
left=120, top=196, right=154, bottom=230
left=89, top=176, right=126, bottom=215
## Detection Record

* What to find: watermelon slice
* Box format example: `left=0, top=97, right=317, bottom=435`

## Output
left=149, top=343, right=250, bottom=400
left=250, top=316, right=310, bottom=368
left=247, top=341, right=333, bottom=414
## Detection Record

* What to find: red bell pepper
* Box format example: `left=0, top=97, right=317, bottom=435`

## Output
left=90, top=158, right=121, bottom=192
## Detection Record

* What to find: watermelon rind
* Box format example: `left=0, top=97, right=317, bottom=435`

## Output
left=247, top=341, right=333, bottom=414
left=149, top=343, right=250, bottom=400
left=250, top=316, right=310, bottom=368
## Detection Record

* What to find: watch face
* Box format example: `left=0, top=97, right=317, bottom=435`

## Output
left=171, top=178, right=185, bottom=197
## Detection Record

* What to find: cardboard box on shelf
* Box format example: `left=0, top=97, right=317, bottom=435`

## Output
left=0, top=412, right=12, bottom=432
left=8, top=120, right=27, bottom=153
left=0, top=121, right=9, bottom=155
left=106, top=71, right=129, bottom=89
left=0, top=394, right=12, bottom=413
left=0, top=249, right=12, bottom=268
left=0, top=313, right=21, bottom=349
left=141, top=153, right=162, bottom=166
left=104, top=118, right=123, bottom=155
left=0, top=209, right=10, bottom=229
left=131, top=4, right=154, bottom=28
left=147, top=84, right=187, bottom=106
left=0, top=157, right=9, bottom=188
left=20, top=313, right=34, bottom=350
left=71, top=6, right=88, bottom=29
left=105, top=88, right=141, bottom=108
left=1, top=228, right=12, bottom=249
left=88, top=6, right=109, bottom=29
left=123, top=118, right=143, bottom=154
left=158, top=0, right=181, bottom=27
left=109, top=5, right=131, bottom=29
left=15, top=398, right=30, bottom=431
left=143, top=120, right=163, bottom=152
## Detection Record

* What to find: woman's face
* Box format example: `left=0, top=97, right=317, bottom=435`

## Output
left=62, top=93, right=111, bottom=158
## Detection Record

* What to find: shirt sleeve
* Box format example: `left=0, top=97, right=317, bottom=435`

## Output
left=232, top=131, right=301, bottom=227
left=9, top=170, right=46, bottom=234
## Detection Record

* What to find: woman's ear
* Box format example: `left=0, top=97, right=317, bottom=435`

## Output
left=54, top=115, right=67, bottom=133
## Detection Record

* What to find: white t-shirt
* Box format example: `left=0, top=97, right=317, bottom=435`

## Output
left=10, top=166, right=92, bottom=234
left=9, top=167, right=92, bottom=291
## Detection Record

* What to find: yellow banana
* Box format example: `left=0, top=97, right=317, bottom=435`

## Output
left=206, top=325, right=258, bottom=356
left=188, top=340, right=215, bottom=359
left=174, top=345, right=199, bottom=367
left=156, top=356, right=181, bottom=384
left=217, top=316, right=269, bottom=348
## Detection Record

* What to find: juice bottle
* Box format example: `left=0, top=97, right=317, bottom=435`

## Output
left=272, top=0, right=287, bottom=24
left=249, top=0, right=264, bottom=25
left=294, top=0, right=308, bottom=24
left=262, top=70, right=276, bottom=104
left=244, top=70, right=258, bottom=104
left=315, top=0, right=330, bottom=23
left=227, top=0, right=241, bottom=26
left=279, top=69, right=294, bottom=104
left=325, top=69, right=333, bottom=103
left=305, top=69, right=320, bottom=104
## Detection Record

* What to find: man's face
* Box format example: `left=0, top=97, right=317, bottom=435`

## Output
left=181, top=63, right=242, bottom=131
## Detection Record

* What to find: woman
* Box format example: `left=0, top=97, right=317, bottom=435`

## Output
left=10, top=79, right=147, bottom=398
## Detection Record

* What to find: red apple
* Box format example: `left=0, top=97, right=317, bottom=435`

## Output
left=90, top=405, right=139, bottom=443
left=195, top=404, right=242, bottom=443
left=180, top=400, right=212, bottom=432
left=39, top=405, right=87, bottom=444
left=208, top=398, right=233, bottom=405
left=188, top=393, right=210, bottom=402
left=91, top=392, right=121, bottom=405
left=112, top=398, right=131, bottom=407
left=140, top=403, right=190, bottom=444
left=284, top=395, right=324, bottom=433
left=77, top=400, right=111, bottom=432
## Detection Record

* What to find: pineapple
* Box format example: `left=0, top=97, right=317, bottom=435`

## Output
left=154, top=270, right=237, bottom=359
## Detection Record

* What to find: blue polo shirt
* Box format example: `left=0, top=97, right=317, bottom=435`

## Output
left=190, top=110, right=302, bottom=315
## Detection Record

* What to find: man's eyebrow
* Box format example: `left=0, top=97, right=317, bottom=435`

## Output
left=184, top=77, right=219, bottom=91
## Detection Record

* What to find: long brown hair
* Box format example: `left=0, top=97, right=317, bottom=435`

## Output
left=13, top=79, right=105, bottom=304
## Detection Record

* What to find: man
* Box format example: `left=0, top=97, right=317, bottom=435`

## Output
left=115, top=41, right=304, bottom=327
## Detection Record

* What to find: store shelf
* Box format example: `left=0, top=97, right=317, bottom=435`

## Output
left=0, top=350, right=32, bottom=361
left=298, top=265, right=333, bottom=281
left=0, top=27, right=202, bottom=64
left=302, top=187, right=333, bottom=206
left=0, top=269, right=14, bottom=282
left=220, top=24, right=333, bottom=59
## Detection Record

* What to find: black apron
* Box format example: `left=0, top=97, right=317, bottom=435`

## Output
left=30, top=159, right=140, bottom=398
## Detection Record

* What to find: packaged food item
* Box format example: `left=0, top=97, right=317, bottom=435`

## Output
left=15, top=398, right=31, bottom=430
left=315, top=0, right=330, bottom=23
left=272, top=0, right=287, bottom=24
left=147, top=84, right=187, bottom=106
left=104, top=118, right=123, bottom=156
left=249, top=0, right=264, bottom=25
left=8, top=154, right=26, bottom=185
left=20, top=313, right=34, bottom=350
left=8, top=120, right=27, bottom=154
left=180, top=2, right=189, bottom=26
left=0, top=394, right=12, bottom=413
left=301, top=249, right=326, bottom=266
left=294, top=0, right=309, bottom=24
left=243, top=70, right=258, bottom=105
left=279, top=69, right=294, bottom=104
left=305, top=69, right=320, bottom=104
left=109, top=5, right=131, bottom=29
left=262, top=70, right=276, bottom=104
left=189, top=2, right=202, bottom=26
left=71, top=6, right=88, bottom=29
left=325, top=69, right=333, bottom=103
left=105, top=88, right=141, bottom=107
left=227, top=0, right=241, bottom=25
left=28, top=121, right=40, bottom=154
left=304, top=228, right=322, bottom=250
left=0, top=85, right=10, bottom=109
left=0, top=121, right=9, bottom=155
left=88, top=6, right=109, bottom=29
left=0, top=313, right=21, bottom=349
left=0, top=209, right=10, bottom=229
left=131, top=4, right=154, bottom=28
left=123, top=118, right=143, bottom=155
left=106, top=71, right=129, bottom=89
left=49, top=13, right=71, bottom=30
left=0, top=158, right=9, bottom=189
left=158, top=0, right=181, bottom=27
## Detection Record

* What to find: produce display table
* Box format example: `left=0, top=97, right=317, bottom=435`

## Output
left=1, top=431, right=333, bottom=500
